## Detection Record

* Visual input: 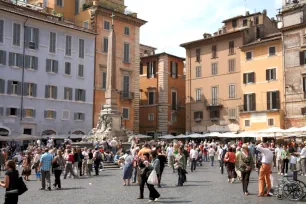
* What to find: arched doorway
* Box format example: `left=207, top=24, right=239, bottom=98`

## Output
left=41, top=130, right=56, bottom=136
left=0, top=127, right=10, bottom=136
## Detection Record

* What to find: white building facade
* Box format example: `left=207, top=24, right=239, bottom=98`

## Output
left=0, top=4, right=95, bottom=138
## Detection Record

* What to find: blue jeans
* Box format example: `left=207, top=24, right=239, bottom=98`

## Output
left=210, top=156, right=214, bottom=166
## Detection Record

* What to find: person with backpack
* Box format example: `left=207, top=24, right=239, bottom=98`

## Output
left=93, top=148, right=102, bottom=176
left=1, top=160, right=19, bottom=204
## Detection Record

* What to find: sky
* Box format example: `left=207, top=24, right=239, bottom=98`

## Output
left=125, top=0, right=282, bottom=58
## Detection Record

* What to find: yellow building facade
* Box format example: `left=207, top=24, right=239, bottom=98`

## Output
left=240, top=33, right=284, bottom=131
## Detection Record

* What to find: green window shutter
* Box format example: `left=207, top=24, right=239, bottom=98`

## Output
left=24, top=26, right=30, bottom=48
left=34, top=28, right=39, bottom=50
left=0, top=79, right=4, bottom=94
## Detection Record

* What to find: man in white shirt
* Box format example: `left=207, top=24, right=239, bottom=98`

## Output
left=166, top=144, right=173, bottom=168
left=275, top=145, right=283, bottom=174
left=110, top=138, right=118, bottom=155
left=257, top=143, right=273, bottom=197
left=208, top=146, right=216, bottom=167
left=299, top=144, right=306, bottom=176
left=190, top=146, right=198, bottom=172
left=82, top=148, right=89, bottom=176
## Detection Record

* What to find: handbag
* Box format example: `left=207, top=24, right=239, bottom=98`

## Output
left=147, top=169, right=158, bottom=185
left=17, top=177, right=28, bottom=195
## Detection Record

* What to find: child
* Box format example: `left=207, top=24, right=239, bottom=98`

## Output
left=290, top=154, right=297, bottom=172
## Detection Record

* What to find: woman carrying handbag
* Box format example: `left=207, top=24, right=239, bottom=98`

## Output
left=224, top=147, right=236, bottom=183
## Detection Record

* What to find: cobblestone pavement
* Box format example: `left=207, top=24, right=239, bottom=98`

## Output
left=0, top=162, right=305, bottom=204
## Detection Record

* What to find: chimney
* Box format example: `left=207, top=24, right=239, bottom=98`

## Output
left=263, top=9, right=267, bottom=16
left=203, top=33, right=212, bottom=39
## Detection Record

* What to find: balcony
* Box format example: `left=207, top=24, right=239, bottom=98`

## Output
left=120, top=91, right=133, bottom=100
left=205, top=99, right=223, bottom=109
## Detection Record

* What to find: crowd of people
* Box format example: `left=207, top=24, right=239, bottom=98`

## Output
left=1, top=136, right=306, bottom=203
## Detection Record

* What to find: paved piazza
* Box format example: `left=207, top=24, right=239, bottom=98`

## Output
left=1, top=162, right=304, bottom=204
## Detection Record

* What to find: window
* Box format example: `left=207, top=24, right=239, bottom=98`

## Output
left=124, top=26, right=130, bottom=35
left=268, top=118, right=274, bottom=126
left=124, top=43, right=130, bottom=63
left=56, top=0, right=63, bottom=6
left=78, top=64, right=84, bottom=77
left=171, top=61, right=178, bottom=78
left=232, top=19, right=237, bottom=28
left=229, top=84, right=236, bottom=99
left=246, top=51, right=252, bottom=60
left=244, top=120, right=250, bottom=127
left=196, top=48, right=201, bottom=62
left=171, top=91, right=177, bottom=110
left=300, top=50, right=306, bottom=65
left=7, top=80, right=20, bottom=95
left=267, top=91, right=280, bottom=110
left=64, top=87, right=72, bottom=100
left=210, top=108, right=220, bottom=119
left=303, top=77, right=306, bottom=98
left=229, top=41, right=234, bottom=55
left=13, top=23, right=21, bottom=46
left=45, top=85, right=57, bottom=99
left=0, top=50, right=6, bottom=65
left=212, top=86, right=218, bottom=105
left=103, top=37, right=108, bottom=53
left=49, top=32, right=56, bottom=53
left=75, top=0, right=79, bottom=14
left=122, top=108, right=129, bottom=120
left=229, top=108, right=237, bottom=119
left=123, top=75, right=130, bottom=98
left=243, top=72, right=255, bottom=84
left=243, top=93, right=256, bottom=111
left=7, top=108, right=18, bottom=116
left=228, top=59, right=235, bottom=72
left=75, top=89, right=86, bottom=102
left=46, top=59, right=58, bottom=73
left=266, top=68, right=276, bottom=81
left=211, top=63, right=218, bottom=75
left=62, top=110, right=70, bottom=120
left=104, top=21, right=110, bottom=30
left=254, top=16, right=259, bottom=25
left=83, top=21, right=89, bottom=29
left=196, top=88, right=202, bottom=101
left=65, top=62, right=71, bottom=75
left=0, top=20, right=3, bottom=43
left=269, top=46, right=276, bottom=56
left=148, top=92, right=154, bottom=105
left=25, top=55, right=38, bottom=70
left=0, top=79, right=4, bottom=94
left=8, top=52, right=23, bottom=68
left=147, top=61, right=156, bottom=78
left=24, top=83, right=37, bottom=97
left=171, top=113, right=177, bottom=122
left=45, top=110, right=56, bottom=119
left=194, top=111, right=203, bottom=119
left=65, top=35, right=72, bottom=56
left=25, top=27, right=39, bottom=50
left=140, top=63, right=143, bottom=75
left=102, top=72, right=107, bottom=89
left=79, top=39, right=85, bottom=59
left=74, top=112, right=84, bottom=120
left=148, top=113, right=154, bottom=121
left=212, top=45, right=217, bottom=58
left=196, top=66, right=201, bottom=78
left=24, top=109, right=34, bottom=118
left=243, top=19, right=248, bottom=26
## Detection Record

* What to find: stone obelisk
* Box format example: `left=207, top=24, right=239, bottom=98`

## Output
left=90, top=13, right=127, bottom=141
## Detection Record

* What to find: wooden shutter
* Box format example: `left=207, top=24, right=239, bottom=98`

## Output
left=53, top=111, right=56, bottom=119
left=251, top=93, right=256, bottom=111
left=33, top=84, right=37, bottom=97
left=25, top=55, right=29, bottom=69
left=33, top=109, right=36, bottom=118
left=64, top=87, right=67, bottom=99
left=0, top=79, right=4, bottom=94
left=243, top=73, right=246, bottom=84
left=24, top=26, right=30, bottom=48
left=147, top=62, right=150, bottom=78
left=0, top=107, right=3, bottom=116
left=82, top=90, right=86, bottom=102
left=17, top=54, right=23, bottom=68
left=46, top=59, right=51, bottom=72
left=33, top=57, right=38, bottom=70
left=23, top=82, right=28, bottom=96
left=170, top=61, right=173, bottom=77
left=300, top=51, right=305, bottom=65
left=267, top=92, right=271, bottom=110
left=45, top=85, right=49, bottom=98
left=0, top=20, right=3, bottom=43
left=273, top=69, right=276, bottom=80
left=266, top=69, right=269, bottom=81
left=175, top=62, right=178, bottom=78
left=140, top=63, right=143, bottom=75
left=17, top=82, right=22, bottom=95
left=9, top=53, right=13, bottom=66
left=276, top=91, right=280, bottom=109
left=54, top=60, right=58, bottom=73
left=304, top=5, right=306, bottom=23
left=251, top=72, right=255, bottom=83
left=7, top=80, right=12, bottom=94
left=53, top=86, right=57, bottom=99
left=153, top=61, right=156, bottom=77
left=243, top=94, right=247, bottom=111
left=75, top=89, right=79, bottom=101
left=0, top=50, right=6, bottom=65
left=34, top=28, right=39, bottom=50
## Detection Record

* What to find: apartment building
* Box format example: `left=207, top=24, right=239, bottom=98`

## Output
left=240, top=33, right=284, bottom=131
left=139, top=52, right=185, bottom=136
left=28, top=0, right=147, bottom=133
left=278, top=0, right=306, bottom=128
left=181, top=10, right=278, bottom=134
left=0, top=1, right=95, bottom=137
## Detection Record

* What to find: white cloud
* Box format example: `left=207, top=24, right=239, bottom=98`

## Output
left=125, top=0, right=275, bottom=57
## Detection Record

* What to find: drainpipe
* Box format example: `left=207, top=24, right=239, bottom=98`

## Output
left=20, top=18, right=29, bottom=122
left=92, top=15, right=97, bottom=129
left=189, top=48, right=192, bottom=134
left=281, top=32, right=286, bottom=128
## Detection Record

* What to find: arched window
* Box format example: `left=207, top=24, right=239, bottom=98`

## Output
left=71, top=130, right=85, bottom=135
left=41, top=130, right=56, bottom=136
left=0, top=128, right=9, bottom=136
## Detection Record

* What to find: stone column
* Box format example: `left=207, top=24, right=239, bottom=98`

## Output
left=133, top=27, right=140, bottom=134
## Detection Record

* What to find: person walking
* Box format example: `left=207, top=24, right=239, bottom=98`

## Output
left=235, top=147, right=242, bottom=181
left=39, top=148, right=53, bottom=191
left=21, top=152, right=32, bottom=181
left=190, top=145, right=198, bottom=172
left=63, top=150, right=77, bottom=179
left=82, top=148, right=89, bottom=176
left=166, top=144, right=173, bottom=168
left=300, top=144, right=306, bottom=176
left=156, top=146, right=166, bottom=188
left=275, top=145, right=283, bottom=174
left=175, top=147, right=187, bottom=186
left=93, top=148, right=102, bottom=176
left=0, top=160, right=19, bottom=204
left=52, top=150, right=65, bottom=190
left=33, top=149, right=41, bottom=180
left=208, top=145, right=216, bottom=167
left=281, top=145, right=290, bottom=176
left=87, top=149, right=93, bottom=177
left=239, top=144, right=254, bottom=196
left=76, top=149, right=84, bottom=176
left=151, top=151, right=160, bottom=187
left=224, top=147, right=236, bottom=183
left=121, top=150, right=133, bottom=186
left=256, top=143, right=273, bottom=197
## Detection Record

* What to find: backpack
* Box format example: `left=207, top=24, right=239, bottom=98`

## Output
left=96, top=152, right=102, bottom=161
left=221, top=149, right=227, bottom=161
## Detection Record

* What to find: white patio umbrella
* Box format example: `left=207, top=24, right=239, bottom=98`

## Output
left=12, top=134, right=41, bottom=141
left=283, top=127, right=302, bottom=137
left=221, top=132, right=239, bottom=138
left=159, top=135, right=175, bottom=139
left=129, top=134, right=152, bottom=139
left=237, top=131, right=257, bottom=138
left=189, top=133, right=204, bottom=138
left=176, top=134, right=188, bottom=139
left=257, top=127, right=286, bottom=138
left=208, top=132, right=222, bottom=137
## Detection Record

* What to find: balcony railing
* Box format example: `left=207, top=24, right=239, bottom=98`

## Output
left=120, top=91, right=133, bottom=100
left=205, top=99, right=223, bottom=108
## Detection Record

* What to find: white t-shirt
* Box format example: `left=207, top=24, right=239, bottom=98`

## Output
left=110, top=140, right=117, bottom=148
left=82, top=151, right=89, bottom=159
left=275, top=147, right=282, bottom=160
left=190, top=149, right=198, bottom=159
left=208, top=148, right=215, bottom=157
left=166, top=147, right=173, bottom=157
left=290, top=155, right=297, bottom=164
